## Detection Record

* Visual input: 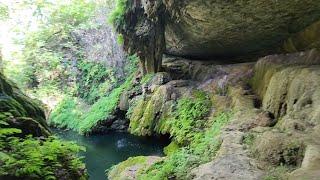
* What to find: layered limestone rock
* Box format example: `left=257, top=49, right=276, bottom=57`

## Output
left=191, top=87, right=265, bottom=180
left=0, top=73, right=49, bottom=137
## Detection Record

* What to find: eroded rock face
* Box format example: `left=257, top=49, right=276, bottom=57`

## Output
left=119, top=0, right=320, bottom=68
left=250, top=49, right=320, bottom=178
left=164, top=0, right=320, bottom=58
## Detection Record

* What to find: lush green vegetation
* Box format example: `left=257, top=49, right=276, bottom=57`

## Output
left=138, top=112, right=232, bottom=179
left=0, top=118, right=86, bottom=179
left=76, top=61, right=112, bottom=104
left=11, top=0, right=96, bottom=93
left=163, top=91, right=212, bottom=145
left=49, top=96, right=82, bottom=130
left=109, top=0, right=127, bottom=26
left=50, top=54, right=138, bottom=134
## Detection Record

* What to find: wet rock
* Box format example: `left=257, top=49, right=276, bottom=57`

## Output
left=252, top=131, right=305, bottom=166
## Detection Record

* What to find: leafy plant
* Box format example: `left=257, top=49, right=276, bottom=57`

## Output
left=166, top=91, right=212, bottom=145
left=0, top=119, right=86, bottom=179
left=137, top=112, right=233, bottom=180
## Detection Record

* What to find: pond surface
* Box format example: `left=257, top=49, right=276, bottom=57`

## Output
left=53, top=129, right=169, bottom=180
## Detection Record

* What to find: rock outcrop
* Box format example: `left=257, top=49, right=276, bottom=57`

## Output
left=117, top=0, right=320, bottom=72
left=164, top=0, right=320, bottom=58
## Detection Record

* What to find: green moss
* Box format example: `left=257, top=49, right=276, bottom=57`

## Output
left=129, top=87, right=166, bottom=136
left=243, top=133, right=256, bottom=146
left=108, top=156, right=148, bottom=180
left=163, top=141, right=179, bottom=156
left=0, top=73, right=49, bottom=135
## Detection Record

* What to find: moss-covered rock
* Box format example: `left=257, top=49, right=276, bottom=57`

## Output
left=0, top=73, right=49, bottom=137
left=108, top=156, right=163, bottom=180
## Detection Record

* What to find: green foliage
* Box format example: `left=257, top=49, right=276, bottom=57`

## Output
left=0, top=119, right=86, bottom=179
left=14, top=0, right=96, bottom=93
left=163, top=141, right=179, bottom=156
left=79, top=75, right=134, bottom=134
left=140, top=73, right=154, bottom=84
left=125, top=54, right=140, bottom=75
left=109, top=0, right=127, bottom=26
left=138, top=112, right=232, bottom=180
left=166, top=91, right=212, bottom=145
left=49, top=54, right=138, bottom=134
left=49, top=96, right=82, bottom=130
left=116, top=34, right=124, bottom=45
left=76, top=61, right=111, bottom=104
left=49, top=74, right=135, bottom=134
left=0, top=3, right=9, bottom=21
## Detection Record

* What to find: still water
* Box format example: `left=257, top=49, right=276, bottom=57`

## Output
left=53, top=129, right=169, bottom=180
